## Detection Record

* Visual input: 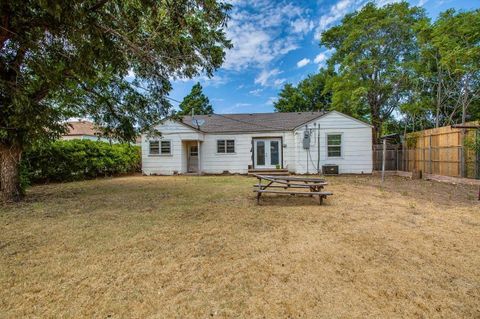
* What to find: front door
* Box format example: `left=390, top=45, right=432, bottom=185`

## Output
left=254, top=138, right=282, bottom=169
left=188, top=145, right=198, bottom=173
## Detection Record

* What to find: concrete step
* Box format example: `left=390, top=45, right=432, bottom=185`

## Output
left=247, top=169, right=290, bottom=176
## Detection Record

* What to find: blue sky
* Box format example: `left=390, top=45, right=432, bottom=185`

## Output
left=169, top=0, right=480, bottom=114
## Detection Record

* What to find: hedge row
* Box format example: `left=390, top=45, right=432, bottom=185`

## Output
left=22, top=140, right=141, bottom=183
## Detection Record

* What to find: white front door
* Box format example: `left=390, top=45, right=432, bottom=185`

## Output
left=188, top=145, right=198, bottom=172
left=254, top=138, right=282, bottom=169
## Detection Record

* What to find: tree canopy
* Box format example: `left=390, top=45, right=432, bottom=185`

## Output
left=0, top=0, right=231, bottom=201
left=320, top=2, right=427, bottom=141
left=178, top=82, right=214, bottom=115
left=274, top=71, right=331, bottom=112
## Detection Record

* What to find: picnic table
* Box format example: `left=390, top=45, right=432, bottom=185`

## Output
left=253, top=174, right=333, bottom=205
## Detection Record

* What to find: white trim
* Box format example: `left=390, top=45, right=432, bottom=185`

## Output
left=326, top=133, right=343, bottom=159
left=149, top=139, right=172, bottom=155
left=294, top=110, right=373, bottom=130
left=326, top=110, right=373, bottom=128
left=216, top=138, right=236, bottom=154
left=160, top=140, right=172, bottom=155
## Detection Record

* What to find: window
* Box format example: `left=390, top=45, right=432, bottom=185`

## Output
left=160, top=140, right=171, bottom=155
left=327, top=134, right=342, bottom=157
left=270, top=140, right=279, bottom=165
left=189, top=145, right=198, bottom=156
left=217, top=139, right=235, bottom=153
left=149, top=140, right=171, bottom=155
left=149, top=141, right=159, bottom=155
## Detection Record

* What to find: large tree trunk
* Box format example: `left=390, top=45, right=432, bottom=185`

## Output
left=0, top=143, right=23, bottom=202
left=371, top=108, right=382, bottom=144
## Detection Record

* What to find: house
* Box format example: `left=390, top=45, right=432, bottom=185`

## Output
left=62, top=120, right=142, bottom=145
left=141, top=110, right=373, bottom=175
left=62, top=120, right=113, bottom=143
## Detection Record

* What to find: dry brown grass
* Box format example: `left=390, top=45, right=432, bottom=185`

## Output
left=0, top=175, right=479, bottom=318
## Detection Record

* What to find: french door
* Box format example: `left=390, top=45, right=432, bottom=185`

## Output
left=254, top=138, right=282, bottom=169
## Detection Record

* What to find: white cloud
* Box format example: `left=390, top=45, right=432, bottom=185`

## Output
left=297, top=58, right=310, bottom=68
left=314, top=53, right=328, bottom=65
left=254, top=68, right=282, bottom=86
left=314, top=49, right=335, bottom=67
left=274, top=78, right=286, bottom=87
left=223, top=1, right=309, bottom=70
left=417, top=0, right=428, bottom=6
left=314, top=0, right=369, bottom=41
left=266, top=96, right=278, bottom=106
left=249, top=88, right=263, bottom=96
left=291, top=18, right=314, bottom=34
left=174, top=74, right=229, bottom=87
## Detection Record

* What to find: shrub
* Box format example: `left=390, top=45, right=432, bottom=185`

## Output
left=22, top=140, right=141, bottom=184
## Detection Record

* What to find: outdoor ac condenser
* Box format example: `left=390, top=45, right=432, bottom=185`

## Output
left=322, top=164, right=339, bottom=175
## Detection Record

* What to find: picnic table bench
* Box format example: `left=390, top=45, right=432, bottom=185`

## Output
left=253, top=174, right=333, bottom=205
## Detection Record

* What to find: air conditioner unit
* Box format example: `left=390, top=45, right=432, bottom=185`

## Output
left=322, top=164, right=339, bottom=175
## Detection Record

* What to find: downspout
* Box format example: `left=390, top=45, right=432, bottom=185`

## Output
left=317, top=123, right=321, bottom=174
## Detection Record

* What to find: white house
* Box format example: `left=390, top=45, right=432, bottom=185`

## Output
left=141, top=111, right=373, bottom=175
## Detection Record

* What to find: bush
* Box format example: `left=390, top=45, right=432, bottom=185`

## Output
left=22, top=140, right=141, bottom=184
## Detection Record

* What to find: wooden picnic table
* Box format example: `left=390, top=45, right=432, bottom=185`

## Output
left=253, top=174, right=333, bottom=205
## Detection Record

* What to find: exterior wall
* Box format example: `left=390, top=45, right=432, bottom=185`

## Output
left=142, top=120, right=203, bottom=175
left=141, top=112, right=372, bottom=175
left=61, top=135, right=117, bottom=143
left=200, top=131, right=295, bottom=174
left=294, top=111, right=372, bottom=174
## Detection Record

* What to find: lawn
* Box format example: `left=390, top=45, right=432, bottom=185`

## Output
left=0, top=175, right=479, bottom=317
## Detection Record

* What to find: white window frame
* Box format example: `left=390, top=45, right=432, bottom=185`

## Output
left=160, top=140, right=172, bottom=155
left=149, top=140, right=160, bottom=155
left=326, top=133, right=343, bottom=158
left=216, top=139, right=235, bottom=154
left=149, top=139, right=172, bottom=156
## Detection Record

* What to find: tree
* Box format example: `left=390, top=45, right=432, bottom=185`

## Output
left=321, top=2, right=427, bottom=142
left=274, top=70, right=332, bottom=112
left=0, top=1, right=231, bottom=201
left=412, top=9, right=480, bottom=128
left=178, top=82, right=214, bottom=115
left=430, top=9, right=480, bottom=126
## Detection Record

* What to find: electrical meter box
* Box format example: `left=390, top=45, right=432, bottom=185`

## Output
left=303, top=130, right=310, bottom=149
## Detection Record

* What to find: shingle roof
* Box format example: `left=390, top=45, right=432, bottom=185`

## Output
left=181, top=112, right=327, bottom=133
left=65, top=121, right=101, bottom=136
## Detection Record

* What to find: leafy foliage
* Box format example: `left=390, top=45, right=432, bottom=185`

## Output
left=22, top=140, right=140, bottom=184
left=320, top=2, right=427, bottom=141
left=0, top=0, right=231, bottom=200
left=274, top=71, right=332, bottom=112
left=1, top=0, right=231, bottom=145
left=178, top=82, right=214, bottom=115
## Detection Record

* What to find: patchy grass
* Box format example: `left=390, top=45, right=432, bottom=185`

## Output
left=0, top=175, right=479, bottom=317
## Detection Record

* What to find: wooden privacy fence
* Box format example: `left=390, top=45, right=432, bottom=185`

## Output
left=373, top=122, right=480, bottom=179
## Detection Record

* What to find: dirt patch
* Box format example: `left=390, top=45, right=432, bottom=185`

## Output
left=0, top=175, right=479, bottom=317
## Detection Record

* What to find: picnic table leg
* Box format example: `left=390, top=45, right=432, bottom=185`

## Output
left=256, top=191, right=261, bottom=205
left=319, top=194, right=323, bottom=205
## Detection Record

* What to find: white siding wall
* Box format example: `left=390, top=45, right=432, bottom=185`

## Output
left=141, top=112, right=372, bottom=175
left=201, top=132, right=295, bottom=174
left=294, top=111, right=372, bottom=174
left=141, top=120, right=203, bottom=175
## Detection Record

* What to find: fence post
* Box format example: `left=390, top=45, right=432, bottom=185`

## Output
left=429, top=134, right=432, bottom=174
left=382, top=139, right=386, bottom=182
left=396, top=145, right=399, bottom=171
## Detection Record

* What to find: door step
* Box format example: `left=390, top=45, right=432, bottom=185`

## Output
left=248, top=169, right=290, bottom=176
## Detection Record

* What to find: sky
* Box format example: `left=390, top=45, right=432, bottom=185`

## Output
left=169, top=0, right=480, bottom=114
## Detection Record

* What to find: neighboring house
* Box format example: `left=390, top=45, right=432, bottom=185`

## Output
left=62, top=120, right=110, bottom=142
left=62, top=120, right=127, bottom=144
left=141, top=110, right=373, bottom=175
